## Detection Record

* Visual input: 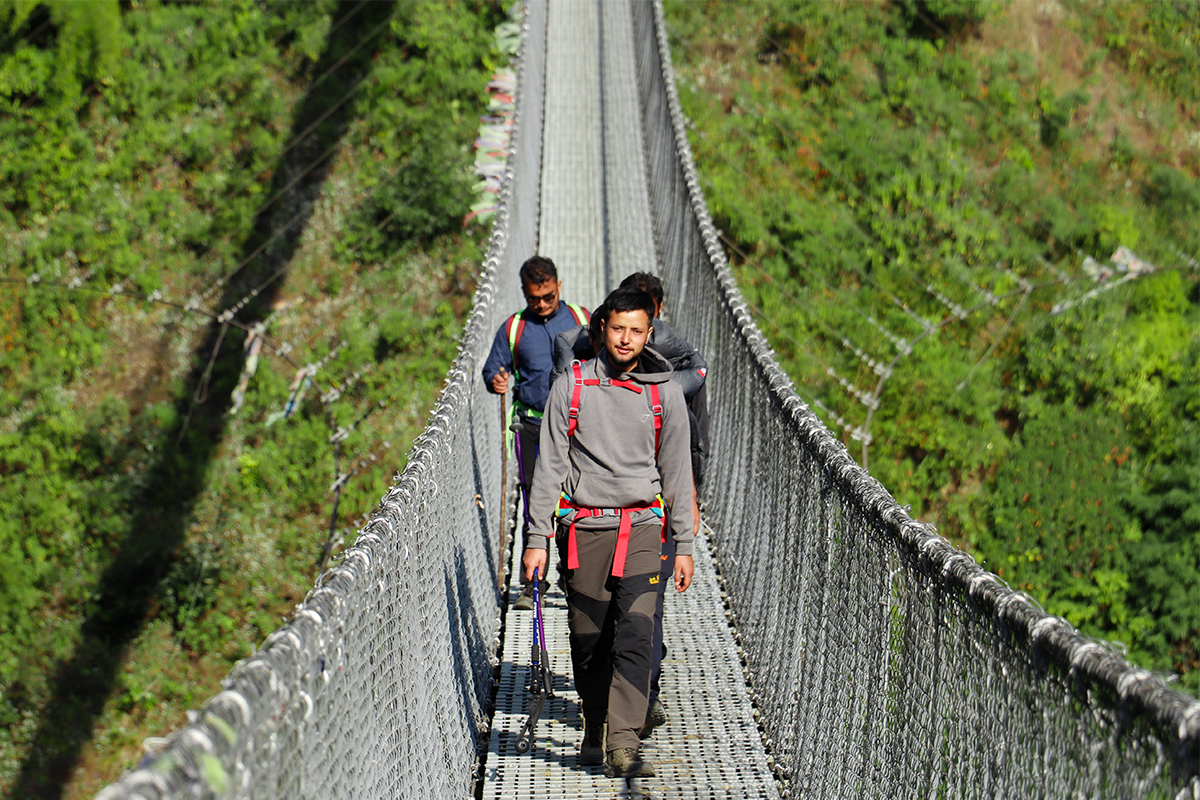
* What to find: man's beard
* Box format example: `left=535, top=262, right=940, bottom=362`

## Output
left=606, top=349, right=639, bottom=373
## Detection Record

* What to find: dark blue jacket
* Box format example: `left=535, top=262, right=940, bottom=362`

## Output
left=482, top=302, right=588, bottom=418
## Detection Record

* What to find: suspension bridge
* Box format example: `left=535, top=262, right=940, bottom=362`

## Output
left=98, top=1, right=1199, bottom=798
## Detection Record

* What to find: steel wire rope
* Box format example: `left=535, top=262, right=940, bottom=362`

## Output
left=0, top=272, right=367, bottom=388
left=8, top=12, right=53, bottom=46
left=691, top=161, right=915, bottom=359
left=180, top=183, right=426, bottom=434
left=800, top=124, right=1077, bottom=304
left=676, top=24, right=1191, bottom=468
left=851, top=273, right=1079, bottom=467
left=10, top=98, right=354, bottom=423
left=711, top=230, right=882, bottom=437
left=142, top=49, right=391, bottom=328
left=12, top=179, right=321, bottom=358
left=956, top=290, right=1028, bottom=391
left=190, top=139, right=342, bottom=309
left=690, top=117, right=1075, bottom=464
left=242, top=3, right=393, bottom=213
left=194, top=9, right=404, bottom=307
left=715, top=227, right=886, bottom=410
left=320, top=398, right=390, bottom=575
left=665, top=23, right=925, bottom=453
left=746, top=298, right=871, bottom=440
left=33, top=114, right=354, bottom=336
left=752, top=102, right=996, bottom=315
left=869, top=0, right=1200, bottom=363
left=2, top=275, right=314, bottom=441
left=777, top=122, right=993, bottom=317
left=761, top=107, right=1200, bottom=457
left=596, top=0, right=612, bottom=289
left=268, top=1, right=372, bottom=93
left=190, top=1, right=382, bottom=301
left=800, top=126, right=1008, bottom=308
left=701, top=174, right=908, bottom=371
left=198, top=191, right=440, bottom=551
left=852, top=260, right=1200, bottom=461
left=686, top=161, right=913, bottom=447
left=9, top=157, right=436, bottom=428
left=169, top=175, right=423, bottom=450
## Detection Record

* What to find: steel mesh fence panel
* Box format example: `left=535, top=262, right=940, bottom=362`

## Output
left=94, top=0, right=547, bottom=796
left=96, top=1, right=1198, bottom=798
left=630, top=1, right=1199, bottom=798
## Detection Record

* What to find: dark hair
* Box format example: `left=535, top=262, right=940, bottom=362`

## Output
left=519, top=255, right=558, bottom=286
left=602, top=286, right=656, bottom=323
left=588, top=303, right=608, bottom=346
left=618, top=272, right=664, bottom=312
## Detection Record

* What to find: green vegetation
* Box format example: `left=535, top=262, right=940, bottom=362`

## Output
left=2, top=1, right=1195, bottom=795
left=665, top=0, right=1199, bottom=693
left=0, top=0, right=505, bottom=796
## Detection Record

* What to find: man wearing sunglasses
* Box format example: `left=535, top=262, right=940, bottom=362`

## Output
left=483, top=255, right=589, bottom=609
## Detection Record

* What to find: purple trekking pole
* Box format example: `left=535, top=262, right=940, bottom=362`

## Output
left=515, top=567, right=553, bottom=754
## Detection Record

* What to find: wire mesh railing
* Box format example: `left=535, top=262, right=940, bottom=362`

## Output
left=630, top=1, right=1199, bottom=797
left=98, top=1, right=1198, bottom=798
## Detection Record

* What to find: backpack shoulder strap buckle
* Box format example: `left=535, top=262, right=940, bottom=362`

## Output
left=568, top=361, right=584, bottom=437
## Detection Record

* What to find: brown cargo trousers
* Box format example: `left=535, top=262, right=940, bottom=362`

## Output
left=555, top=521, right=662, bottom=752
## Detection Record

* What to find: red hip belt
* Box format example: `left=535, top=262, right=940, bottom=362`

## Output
left=555, top=492, right=666, bottom=578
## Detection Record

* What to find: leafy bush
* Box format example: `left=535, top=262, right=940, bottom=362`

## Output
left=0, top=0, right=501, bottom=793
left=666, top=0, right=1200, bottom=693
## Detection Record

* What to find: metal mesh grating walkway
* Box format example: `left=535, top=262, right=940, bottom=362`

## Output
left=483, top=527, right=780, bottom=799
left=483, top=2, right=780, bottom=791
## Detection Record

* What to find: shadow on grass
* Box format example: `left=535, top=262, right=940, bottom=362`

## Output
left=10, top=3, right=395, bottom=797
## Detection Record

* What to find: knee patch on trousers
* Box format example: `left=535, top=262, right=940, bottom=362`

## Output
left=627, top=589, right=657, bottom=620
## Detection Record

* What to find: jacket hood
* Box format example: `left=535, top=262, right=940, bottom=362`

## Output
left=599, top=346, right=673, bottom=383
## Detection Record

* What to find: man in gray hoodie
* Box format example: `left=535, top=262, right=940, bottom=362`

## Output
left=550, top=276, right=707, bottom=738
left=523, top=286, right=694, bottom=779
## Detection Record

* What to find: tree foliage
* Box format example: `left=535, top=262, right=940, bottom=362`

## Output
left=1, top=0, right=504, bottom=793
left=666, top=0, right=1199, bottom=693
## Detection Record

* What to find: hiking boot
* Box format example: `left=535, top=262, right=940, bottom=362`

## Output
left=605, top=747, right=654, bottom=778
left=511, top=581, right=548, bottom=611
left=512, top=582, right=535, bottom=611
left=580, top=723, right=605, bottom=766
left=640, top=698, right=667, bottom=739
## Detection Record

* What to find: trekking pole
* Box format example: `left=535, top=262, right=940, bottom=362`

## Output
left=515, top=567, right=553, bottom=754
left=497, top=392, right=508, bottom=590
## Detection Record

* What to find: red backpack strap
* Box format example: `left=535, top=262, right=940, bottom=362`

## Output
left=648, top=382, right=663, bottom=457
left=567, top=361, right=584, bottom=438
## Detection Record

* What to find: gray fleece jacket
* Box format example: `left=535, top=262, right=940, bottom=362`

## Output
left=527, top=348, right=694, bottom=557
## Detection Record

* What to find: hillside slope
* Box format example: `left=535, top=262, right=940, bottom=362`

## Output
left=0, top=1, right=504, bottom=796
left=665, top=0, right=1199, bottom=693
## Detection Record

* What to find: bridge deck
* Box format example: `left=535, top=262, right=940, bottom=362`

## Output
left=483, top=528, right=780, bottom=799
left=481, top=2, right=779, bottom=796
